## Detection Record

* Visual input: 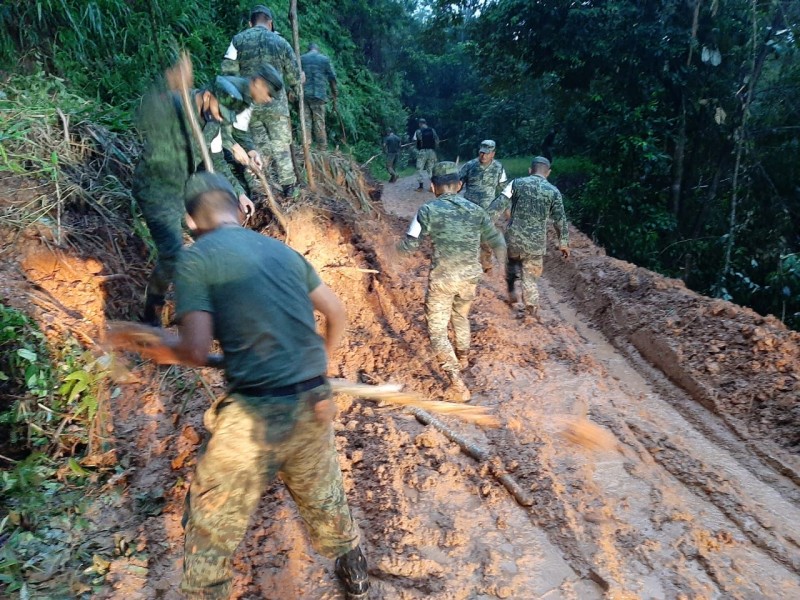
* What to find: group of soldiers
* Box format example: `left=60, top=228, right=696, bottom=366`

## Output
left=119, top=3, right=568, bottom=597
left=123, top=4, right=367, bottom=600
left=396, top=130, right=570, bottom=401
left=137, top=4, right=337, bottom=326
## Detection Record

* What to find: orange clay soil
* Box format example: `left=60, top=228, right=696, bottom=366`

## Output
left=2, top=172, right=800, bottom=599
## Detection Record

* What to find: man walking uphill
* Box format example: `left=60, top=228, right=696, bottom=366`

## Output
left=133, top=59, right=280, bottom=326
left=383, top=129, right=401, bottom=183
left=109, top=172, right=370, bottom=600
left=300, top=43, right=337, bottom=149
left=413, top=118, right=439, bottom=191
left=398, top=162, right=506, bottom=402
left=489, top=156, right=570, bottom=319
left=222, top=5, right=302, bottom=198
left=460, top=139, right=508, bottom=271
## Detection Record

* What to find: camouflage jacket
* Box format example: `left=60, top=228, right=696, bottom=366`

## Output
left=300, top=50, right=336, bottom=101
left=459, top=158, right=508, bottom=209
left=398, top=193, right=506, bottom=281
left=222, top=25, right=300, bottom=116
left=489, top=175, right=568, bottom=256
left=134, top=86, right=246, bottom=199
left=383, top=133, right=401, bottom=154
left=207, top=76, right=257, bottom=154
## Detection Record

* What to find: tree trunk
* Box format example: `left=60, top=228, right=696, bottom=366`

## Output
left=289, top=0, right=316, bottom=191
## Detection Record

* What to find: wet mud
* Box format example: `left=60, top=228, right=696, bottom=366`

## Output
left=2, top=173, right=800, bottom=598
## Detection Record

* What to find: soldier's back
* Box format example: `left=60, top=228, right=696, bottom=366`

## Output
left=232, top=27, right=292, bottom=76
left=420, top=193, right=488, bottom=278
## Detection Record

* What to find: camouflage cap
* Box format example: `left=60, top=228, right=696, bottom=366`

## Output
left=253, top=63, right=284, bottom=95
left=431, top=161, right=459, bottom=178
left=250, top=4, right=273, bottom=20
left=184, top=172, right=237, bottom=207
left=479, top=139, right=496, bottom=153
left=531, top=156, right=551, bottom=168
left=418, top=118, right=427, bottom=124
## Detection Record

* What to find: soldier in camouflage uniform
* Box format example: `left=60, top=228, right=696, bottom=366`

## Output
left=489, top=156, right=570, bottom=318
left=222, top=5, right=302, bottom=198
left=133, top=63, right=281, bottom=326
left=398, top=162, right=506, bottom=401
left=300, top=43, right=337, bottom=149
left=115, top=172, right=370, bottom=600
left=460, top=139, right=508, bottom=272
left=382, top=130, right=401, bottom=183
left=413, top=118, right=439, bottom=191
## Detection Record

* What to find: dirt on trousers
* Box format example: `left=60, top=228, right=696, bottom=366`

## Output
left=3, top=172, right=800, bottom=599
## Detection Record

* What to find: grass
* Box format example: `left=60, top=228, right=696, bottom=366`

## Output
left=500, top=155, right=598, bottom=180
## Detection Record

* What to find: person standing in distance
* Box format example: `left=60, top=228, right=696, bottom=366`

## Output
left=413, top=118, right=439, bottom=192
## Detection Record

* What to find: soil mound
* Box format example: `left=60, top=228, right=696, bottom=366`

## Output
left=547, top=228, right=800, bottom=466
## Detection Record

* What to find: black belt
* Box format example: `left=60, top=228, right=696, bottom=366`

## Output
left=235, top=375, right=326, bottom=398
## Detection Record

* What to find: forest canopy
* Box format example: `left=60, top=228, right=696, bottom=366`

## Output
left=1, top=0, right=799, bottom=328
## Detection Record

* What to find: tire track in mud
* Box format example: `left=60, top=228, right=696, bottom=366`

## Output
left=376, top=176, right=800, bottom=598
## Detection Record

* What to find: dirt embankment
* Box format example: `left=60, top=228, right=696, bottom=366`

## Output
left=545, top=228, right=800, bottom=476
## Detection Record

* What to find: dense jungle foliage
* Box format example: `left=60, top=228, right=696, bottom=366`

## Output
left=1, top=0, right=799, bottom=329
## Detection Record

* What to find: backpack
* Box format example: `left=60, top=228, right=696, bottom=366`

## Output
left=418, top=127, right=436, bottom=150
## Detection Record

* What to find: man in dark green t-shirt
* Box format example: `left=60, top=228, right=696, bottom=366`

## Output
left=109, top=172, right=369, bottom=600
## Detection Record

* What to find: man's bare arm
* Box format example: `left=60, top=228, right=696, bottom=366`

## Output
left=309, top=283, right=347, bottom=357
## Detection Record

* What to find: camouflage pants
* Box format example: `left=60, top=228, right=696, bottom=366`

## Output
left=181, top=382, right=361, bottom=599
left=416, top=149, right=437, bottom=185
left=385, top=152, right=399, bottom=179
left=425, top=276, right=478, bottom=374
left=303, top=99, right=328, bottom=149
left=507, top=253, right=544, bottom=308
left=134, top=181, right=185, bottom=299
left=249, top=104, right=296, bottom=188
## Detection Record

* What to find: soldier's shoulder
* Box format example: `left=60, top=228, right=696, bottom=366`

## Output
left=233, top=27, right=257, bottom=43
left=541, top=179, right=562, bottom=195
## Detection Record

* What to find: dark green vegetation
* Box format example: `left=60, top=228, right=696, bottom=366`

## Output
left=2, top=1, right=799, bottom=326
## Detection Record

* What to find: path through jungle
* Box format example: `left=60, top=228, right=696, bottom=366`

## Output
left=33, top=175, right=800, bottom=599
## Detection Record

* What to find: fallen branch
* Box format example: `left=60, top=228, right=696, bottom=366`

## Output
left=410, top=408, right=534, bottom=507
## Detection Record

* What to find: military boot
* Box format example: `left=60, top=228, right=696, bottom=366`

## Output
left=456, top=350, right=469, bottom=370
left=444, top=372, right=471, bottom=403
left=142, top=293, right=165, bottom=328
left=335, top=545, right=370, bottom=600
left=416, top=182, right=424, bottom=192
left=507, top=290, right=519, bottom=307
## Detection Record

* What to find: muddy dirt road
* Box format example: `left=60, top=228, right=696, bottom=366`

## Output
left=84, top=175, right=800, bottom=599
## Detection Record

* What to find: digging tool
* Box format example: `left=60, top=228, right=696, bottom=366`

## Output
left=360, top=139, right=448, bottom=170
left=251, top=165, right=289, bottom=236
left=167, top=52, right=213, bottom=173
left=289, top=0, right=316, bottom=191
left=104, top=323, right=497, bottom=427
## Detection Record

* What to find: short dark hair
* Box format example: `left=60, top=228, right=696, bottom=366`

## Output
left=431, top=173, right=460, bottom=188
left=250, top=6, right=273, bottom=23
left=185, top=189, right=239, bottom=218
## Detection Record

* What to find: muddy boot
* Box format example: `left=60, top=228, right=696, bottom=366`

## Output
left=444, top=372, right=471, bottom=403
left=518, top=305, right=540, bottom=322
left=142, top=293, right=165, bottom=328
left=416, top=182, right=424, bottom=192
left=335, top=545, right=370, bottom=600
left=507, top=290, right=519, bottom=307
